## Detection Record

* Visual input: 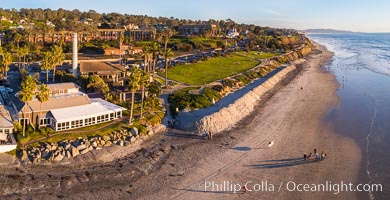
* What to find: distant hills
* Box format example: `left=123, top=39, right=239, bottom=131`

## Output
left=303, top=29, right=356, bottom=34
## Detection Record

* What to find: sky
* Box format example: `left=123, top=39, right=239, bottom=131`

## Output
left=2, top=0, right=390, bottom=32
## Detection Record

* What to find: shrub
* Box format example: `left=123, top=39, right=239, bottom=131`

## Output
left=235, top=74, right=250, bottom=84
left=211, top=85, right=224, bottom=92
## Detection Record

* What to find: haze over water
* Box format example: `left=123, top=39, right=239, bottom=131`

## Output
left=310, top=33, right=390, bottom=200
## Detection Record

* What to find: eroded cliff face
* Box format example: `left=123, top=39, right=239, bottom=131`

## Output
left=195, top=65, right=296, bottom=134
left=179, top=39, right=312, bottom=134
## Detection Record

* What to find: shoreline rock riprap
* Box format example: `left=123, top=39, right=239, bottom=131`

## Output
left=19, top=125, right=165, bottom=164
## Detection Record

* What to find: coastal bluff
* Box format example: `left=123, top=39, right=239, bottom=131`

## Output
left=174, top=41, right=312, bottom=134
left=194, top=64, right=297, bottom=134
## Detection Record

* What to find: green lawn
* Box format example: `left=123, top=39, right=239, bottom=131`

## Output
left=165, top=54, right=259, bottom=85
left=240, top=51, right=279, bottom=59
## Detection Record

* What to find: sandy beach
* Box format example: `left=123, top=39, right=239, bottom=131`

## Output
left=0, top=42, right=364, bottom=200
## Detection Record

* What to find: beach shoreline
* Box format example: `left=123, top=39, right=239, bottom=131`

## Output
left=0, top=41, right=364, bottom=200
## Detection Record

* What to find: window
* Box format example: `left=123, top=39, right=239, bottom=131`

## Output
left=40, top=118, right=50, bottom=126
left=71, top=119, right=83, bottom=128
left=110, top=113, right=115, bottom=120
left=4, top=129, right=10, bottom=134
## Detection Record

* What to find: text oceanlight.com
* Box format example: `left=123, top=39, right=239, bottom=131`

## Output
left=203, top=181, right=382, bottom=194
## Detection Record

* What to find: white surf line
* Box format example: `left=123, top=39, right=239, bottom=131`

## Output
left=365, top=96, right=377, bottom=200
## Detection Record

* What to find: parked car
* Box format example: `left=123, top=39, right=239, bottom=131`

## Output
left=6, top=87, right=13, bottom=93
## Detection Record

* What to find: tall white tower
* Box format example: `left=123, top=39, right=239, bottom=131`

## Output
left=72, top=33, right=78, bottom=77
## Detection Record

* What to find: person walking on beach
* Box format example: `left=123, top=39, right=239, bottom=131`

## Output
left=321, top=151, right=325, bottom=160
left=206, top=131, right=212, bottom=140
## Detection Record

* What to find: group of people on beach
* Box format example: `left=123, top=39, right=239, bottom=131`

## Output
left=303, top=148, right=327, bottom=162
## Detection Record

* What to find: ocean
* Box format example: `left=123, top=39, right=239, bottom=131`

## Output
left=309, top=33, right=390, bottom=200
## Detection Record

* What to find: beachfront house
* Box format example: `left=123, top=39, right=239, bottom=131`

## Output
left=0, top=102, right=17, bottom=153
left=18, top=82, right=126, bottom=132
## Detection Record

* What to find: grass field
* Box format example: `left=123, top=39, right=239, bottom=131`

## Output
left=239, top=51, right=279, bottom=59
left=165, top=54, right=259, bottom=85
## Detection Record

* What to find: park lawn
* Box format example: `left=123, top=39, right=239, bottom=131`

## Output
left=155, top=77, right=166, bottom=85
left=241, top=51, right=279, bottom=59
left=166, top=54, right=259, bottom=85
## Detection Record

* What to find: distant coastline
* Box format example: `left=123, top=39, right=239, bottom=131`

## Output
left=303, top=28, right=357, bottom=34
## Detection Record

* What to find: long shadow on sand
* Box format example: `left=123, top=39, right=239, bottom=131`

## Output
left=163, top=129, right=205, bottom=140
left=246, top=157, right=318, bottom=169
left=230, top=146, right=252, bottom=151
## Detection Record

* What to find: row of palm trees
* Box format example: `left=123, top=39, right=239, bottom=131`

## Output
left=140, top=30, right=175, bottom=88
left=41, top=45, right=65, bottom=83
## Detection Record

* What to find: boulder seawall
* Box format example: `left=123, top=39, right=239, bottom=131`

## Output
left=195, top=65, right=296, bottom=134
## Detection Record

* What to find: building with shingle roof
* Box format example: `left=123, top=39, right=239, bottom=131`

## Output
left=18, top=82, right=125, bottom=131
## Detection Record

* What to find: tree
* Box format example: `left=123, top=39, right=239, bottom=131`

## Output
left=139, top=70, right=150, bottom=119
left=119, top=33, right=124, bottom=65
left=36, top=83, right=50, bottom=127
left=151, top=41, right=160, bottom=80
left=51, top=45, right=65, bottom=83
left=142, top=45, right=150, bottom=72
left=162, top=29, right=173, bottom=53
left=19, top=76, right=37, bottom=136
left=20, top=46, right=29, bottom=67
left=14, top=33, right=22, bottom=70
left=163, top=48, right=174, bottom=88
left=0, top=52, right=12, bottom=81
left=87, top=75, right=110, bottom=98
left=127, top=67, right=142, bottom=124
left=41, top=52, right=53, bottom=83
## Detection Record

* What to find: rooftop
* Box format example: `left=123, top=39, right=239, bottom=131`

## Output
left=80, top=62, right=126, bottom=73
left=50, top=98, right=126, bottom=123
left=21, top=93, right=91, bottom=114
left=0, top=105, right=13, bottom=128
left=47, top=82, right=80, bottom=91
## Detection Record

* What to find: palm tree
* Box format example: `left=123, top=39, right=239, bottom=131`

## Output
left=127, top=67, right=142, bottom=124
left=19, top=75, right=37, bottom=136
left=142, top=45, right=150, bottom=72
left=36, top=83, right=50, bottom=128
left=51, top=45, right=65, bottom=83
left=163, top=48, right=174, bottom=88
left=162, top=29, right=173, bottom=53
left=151, top=41, right=160, bottom=80
left=14, top=33, right=22, bottom=70
left=0, top=52, right=12, bottom=81
left=139, top=70, right=150, bottom=119
left=20, top=46, right=29, bottom=68
left=119, top=33, right=124, bottom=65
left=41, top=52, right=53, bottom=83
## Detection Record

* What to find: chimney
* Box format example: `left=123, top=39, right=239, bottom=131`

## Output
left=72, top=32, right=78, bottom=77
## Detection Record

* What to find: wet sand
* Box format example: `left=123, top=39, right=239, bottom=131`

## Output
left=0, top=43, right=364, bottom=199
